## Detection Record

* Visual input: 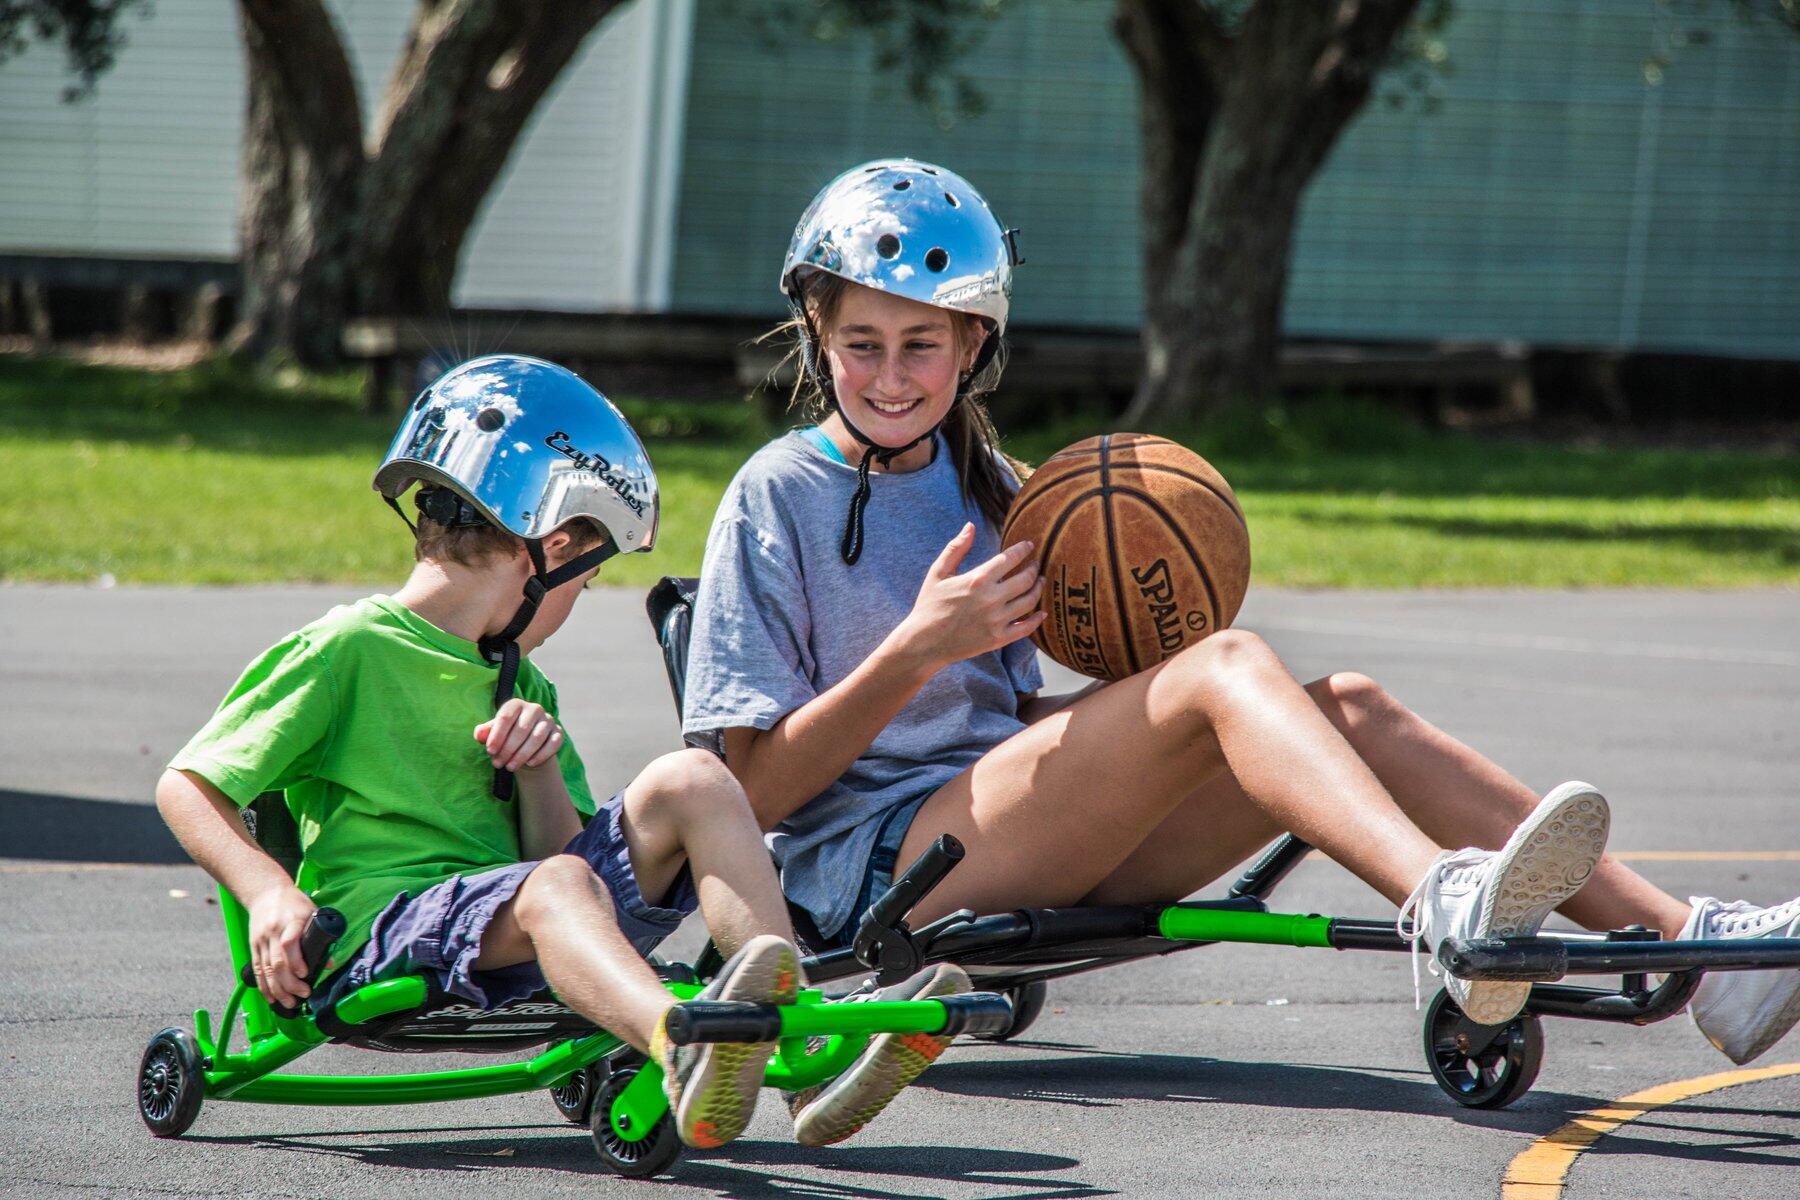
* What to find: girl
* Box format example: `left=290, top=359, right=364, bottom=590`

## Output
left=684, top=159, right=1800, bottom=1079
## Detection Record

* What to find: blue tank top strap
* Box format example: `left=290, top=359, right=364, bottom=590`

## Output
left=799, top=425, right=849, bottom=466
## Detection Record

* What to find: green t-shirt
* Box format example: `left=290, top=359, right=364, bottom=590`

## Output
left=169, top=594, right=596, bottom=970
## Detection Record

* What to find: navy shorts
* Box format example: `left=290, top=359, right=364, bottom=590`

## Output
left=817, top=790, right=932, bottom=950
left=315, top=791, right=698, bottom=1011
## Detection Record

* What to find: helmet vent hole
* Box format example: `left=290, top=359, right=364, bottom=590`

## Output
left=924, top=247, right=950, bottom=273
left=876, top=233, right=902, bottom=259
left=475, top=407, right=506, bottom=432
left=921, top=166, right=939, bottom=175
left=892, top=179, right=912, bottom=192
left=945, top=193, right=960, bottom=208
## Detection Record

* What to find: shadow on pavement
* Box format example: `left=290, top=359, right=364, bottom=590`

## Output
left=923, top=1046, right=1598, bottom=1134
left=186, top=1129, right=1103, bottom=1199
left=0, top=788, right=186, bottom=864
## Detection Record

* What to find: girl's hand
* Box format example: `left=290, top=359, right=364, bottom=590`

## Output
left=894, top=522, right=1046, bottom=670
left=475, top=699, right=565, bottom=774
left=247, top=883, right=319, bottom=1009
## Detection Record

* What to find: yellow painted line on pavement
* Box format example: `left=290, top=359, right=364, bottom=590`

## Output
left=1501, top=1061, right=1800, bottom=1199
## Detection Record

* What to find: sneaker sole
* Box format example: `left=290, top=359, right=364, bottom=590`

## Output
left=1459, top=781, right=1610, bottom=1025
left=672, top=938, right=799, bottom=1149
left=792, top=965, right=970, bottom=1147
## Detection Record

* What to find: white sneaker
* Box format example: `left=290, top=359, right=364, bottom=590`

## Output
left=1398, top=781, right=1610, bottom=1025
left=786, top=963, right=971, bottom=1147
left=1682, top=895, right=1800, bottom=1065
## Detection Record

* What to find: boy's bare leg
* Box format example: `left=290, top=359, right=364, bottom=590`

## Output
left=615, top=749, right=798, bottom=960
left=475, top=749, right=797, bottom=1052
left=474, top=857, right=675, bottom=1051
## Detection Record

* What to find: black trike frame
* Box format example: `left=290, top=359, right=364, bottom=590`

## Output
left=648, top=576, right=1800, bottom=1109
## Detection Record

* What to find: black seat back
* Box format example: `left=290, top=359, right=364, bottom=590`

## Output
left=243, top=792, right=303, bottom=880
left=646, top=575, right=699, bottom=714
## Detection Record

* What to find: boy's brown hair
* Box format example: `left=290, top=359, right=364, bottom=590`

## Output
left=414, top=507, right=607, bottom=568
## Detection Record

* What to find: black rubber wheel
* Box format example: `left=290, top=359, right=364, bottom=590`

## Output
left=1423, top=988, right=1545, bottom=1109
left=549, top=1063, right=598, bottom=1125
left=590, top=1064, right=682, bottom=1178
left=138, top=1028, right=205, bottom=1137
left=977, top=982, right=1050, bottom=1042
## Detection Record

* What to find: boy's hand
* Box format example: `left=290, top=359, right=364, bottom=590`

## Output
left=248, top=883, right=319, bottom=1010
left=475, top=699, right=565, bottom=774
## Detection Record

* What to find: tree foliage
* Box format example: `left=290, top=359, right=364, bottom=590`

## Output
left=0, top=0, right=148, bottom=98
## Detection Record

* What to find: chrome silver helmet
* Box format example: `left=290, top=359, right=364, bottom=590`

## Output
left=374, top=354, right=658, bottom=553
left=781, top=158, right=1018, bottom=335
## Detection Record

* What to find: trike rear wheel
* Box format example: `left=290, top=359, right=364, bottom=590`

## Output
left=1423, top=988, right=1544, bottom=1109
left=549, top=1063, right=598, bottom=1125
left=138, top=1028, right=205, bottom=1137
left=590, top=1064, right=682, bottom=1177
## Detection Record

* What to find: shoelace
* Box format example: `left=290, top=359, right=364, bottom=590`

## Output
left=1396, top=848, right=1489, bottom=1009
left=1702, top=897, right=1800, bottom=937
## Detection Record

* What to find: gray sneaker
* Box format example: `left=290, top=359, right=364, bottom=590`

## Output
left=1682, top=895, right=1800, bottom=1065
left=787, top=962, right=971, bottom=1147
left=650, top=934, right=799, bottom=1149
left=1399, top=781, right=1610, bottom=1025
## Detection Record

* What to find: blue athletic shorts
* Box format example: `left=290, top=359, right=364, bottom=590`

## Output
left=314, top=790, right=698, bottom=1011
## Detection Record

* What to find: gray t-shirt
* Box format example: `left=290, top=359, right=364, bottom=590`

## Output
left=684, top=429, right=1044, bottom=938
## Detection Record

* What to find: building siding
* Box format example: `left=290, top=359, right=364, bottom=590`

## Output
left=673, top=0, right=1800, bottom=359
left=0, top=0, right=669, bottom=310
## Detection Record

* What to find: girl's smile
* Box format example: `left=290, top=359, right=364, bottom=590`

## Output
left=817, top=284, right=984, bottom=470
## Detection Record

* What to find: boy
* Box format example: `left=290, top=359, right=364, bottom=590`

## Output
left=156, top=355, right=964, bottom=1151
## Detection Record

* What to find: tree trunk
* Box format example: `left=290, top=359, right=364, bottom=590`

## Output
left=1117, top=0, right=1423, bottom=425
left=228, top=0, right=627, bottom=366
left=228, top=0, right=363, bottom=368
left=358, top=0, right=628, bottom=317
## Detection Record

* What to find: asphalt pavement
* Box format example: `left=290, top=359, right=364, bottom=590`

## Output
left=2, top=583, right=1796, bottom=1198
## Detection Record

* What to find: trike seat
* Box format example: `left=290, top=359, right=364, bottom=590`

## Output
left=314, top=982, right=601, bottom=1054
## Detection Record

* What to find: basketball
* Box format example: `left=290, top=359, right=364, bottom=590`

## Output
left=1001, top=433, right=1251, bottom=682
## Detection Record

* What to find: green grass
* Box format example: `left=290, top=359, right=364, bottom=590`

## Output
left=2, top=355, right=1795, bottom=589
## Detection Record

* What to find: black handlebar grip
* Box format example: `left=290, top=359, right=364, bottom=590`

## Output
left=240, top=907, right=347, bottom=1018
left=1441, top=936, right=1568, bottom=982
left=866, top=835, right=965, bottom=929
left=933, top=993, right=1016, bottom=1038
left=664, top=1001, right=784, bottom=1045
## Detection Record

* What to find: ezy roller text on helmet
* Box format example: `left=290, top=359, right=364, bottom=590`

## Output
left=374, top=354, right=659, bottom=799
left=780, top=158, right=1022, bottom=564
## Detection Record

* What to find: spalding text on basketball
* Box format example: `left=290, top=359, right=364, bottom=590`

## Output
left=1131, top=558, right=1204, bottom=658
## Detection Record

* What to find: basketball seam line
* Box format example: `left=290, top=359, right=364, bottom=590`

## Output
left=1098, top=434, right=1143, bottom=677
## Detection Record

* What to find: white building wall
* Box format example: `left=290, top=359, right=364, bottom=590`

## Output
left=0, top=0, right=685, bottom=310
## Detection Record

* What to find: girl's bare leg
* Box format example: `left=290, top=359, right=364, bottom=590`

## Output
left=1085, top=672, right=1692, bottom=939
left=897, top=630, right=1445, bottom=925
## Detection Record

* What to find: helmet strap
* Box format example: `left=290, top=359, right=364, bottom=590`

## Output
left=477, top=535, right=618, bottom=801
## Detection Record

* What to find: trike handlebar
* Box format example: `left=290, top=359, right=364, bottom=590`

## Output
left=238, top=906, right=346, bottom=1019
